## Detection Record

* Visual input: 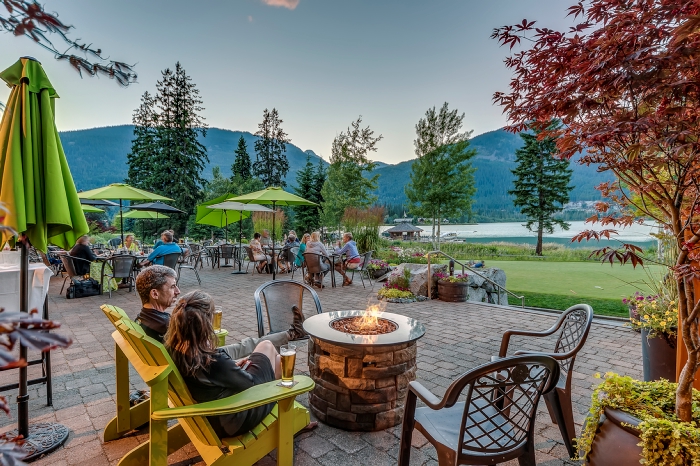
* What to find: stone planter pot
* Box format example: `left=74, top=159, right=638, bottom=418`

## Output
left=585, top=408, right=642, bottom=465
left=641, top=329, right=676, bottom=382
left=437, top=280, right=468, bottom=302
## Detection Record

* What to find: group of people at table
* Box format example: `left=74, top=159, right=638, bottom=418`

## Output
left=249, top=229, right=361, bottom=287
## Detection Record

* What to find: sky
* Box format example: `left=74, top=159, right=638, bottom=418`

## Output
left=0, top=0, right=577, bottom=165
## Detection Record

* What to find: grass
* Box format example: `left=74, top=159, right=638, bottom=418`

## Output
left=508, top=290, right=629, bottom=317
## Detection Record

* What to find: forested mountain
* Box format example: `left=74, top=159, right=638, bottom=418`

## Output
left=60, top=125, right=612, bottom=221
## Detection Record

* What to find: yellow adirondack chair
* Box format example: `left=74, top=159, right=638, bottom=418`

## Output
left=101, top=304, right=315, bottom=466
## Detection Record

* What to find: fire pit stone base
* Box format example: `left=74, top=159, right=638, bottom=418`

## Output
left=308, top=337, right=417, bottom=431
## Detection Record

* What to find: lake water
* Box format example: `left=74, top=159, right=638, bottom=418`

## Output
left=380, top=221, right=658, bottom=249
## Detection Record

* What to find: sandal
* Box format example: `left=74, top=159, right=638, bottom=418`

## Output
left=294, top=421, right=319, bottom=437
left=256, top=264, right=266, bottom=274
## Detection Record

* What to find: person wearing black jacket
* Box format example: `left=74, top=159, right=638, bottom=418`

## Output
left=69, top=235, right=96, bottom=276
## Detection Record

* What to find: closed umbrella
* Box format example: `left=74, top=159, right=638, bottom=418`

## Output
left=0, top=57, right=85, bottom=458
left=78, top=183, right=171, bottom=246
left=227, top=187, right=316, bottom=279
left=122, top=210, right=169, bottom=244
left=207, top=201, right=274, bottom=274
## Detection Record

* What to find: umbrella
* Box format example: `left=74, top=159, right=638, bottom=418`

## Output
left=130, top=201, right=184, bottom=214
left=81, top=204, right=104, bottom=214
left=195, top=193, right=240, bottom=245
left=227, top=187, right=316, bottom=279
left=79, top=198, right=118, bottom=207
left=122, top=210, right=169, bottom=244
left=0, top=57, right=86, bottom=458
left=207, top=201, right=274, bottom=274
left=77, top=183, right=171, bottom=246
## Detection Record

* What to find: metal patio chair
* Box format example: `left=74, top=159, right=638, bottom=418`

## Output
left=399, top=354, right=560, bottom=466
left=494, top=304, right=594, bottom=457
left=101, top=254, right=137, bottom=298
left=177, top=248, right=202, bottom=285
left=347, top=250, right=373, bottom=288
left=244, top=246, right=268, bottom=275
left=302, top=252, right=331, bottom=289
left=253, top=280, right=323, bottom=340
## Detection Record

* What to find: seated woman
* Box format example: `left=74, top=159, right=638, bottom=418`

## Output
left=119, top=234, right=140, bottom=253
left=249, top=232, right=271, bottom=274
left=334, top=232, right=362, bottom=286
left=295, top=233, right=310, bottom=269
left=276, top=231, right=300, bottom=273
left=70, top=235, right=117, bottom=292
left=305, top=231, right=331, bottom=288
left=164, top=291, right=281, bottom=438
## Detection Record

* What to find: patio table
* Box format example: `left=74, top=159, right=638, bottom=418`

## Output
left=0, top=263, right=52, bottom=313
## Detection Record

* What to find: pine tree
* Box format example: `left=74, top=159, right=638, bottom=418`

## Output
left=253, top=108, right=290, bottom=187
left=294, top=156, right=324, bottom=233
left=321, top=116, right=381, bottom=228
left=232, top=136, right=252, bottom=180
left=405, top=103, right=476, bottom=249
left=126, top=62, right=208, bottom=235
left=509, top=122, right=573, bottom=255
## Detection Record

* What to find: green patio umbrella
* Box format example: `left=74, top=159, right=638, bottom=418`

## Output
left=78, top=183, right=171, bottom=246
left=81, top=205, right=104, bottom=213
left=195, top=193, right=243, bottom=245
left=0, top=57, right=85, bottom=457
left=227, top=187, right=316, bottom=279
left=122, top=210, right=169, bottom=244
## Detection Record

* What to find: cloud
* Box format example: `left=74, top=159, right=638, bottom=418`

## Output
left=260, top=0, right=299, bottom=10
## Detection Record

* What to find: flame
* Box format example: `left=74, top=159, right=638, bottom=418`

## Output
left=357, top=299, right=387, bottom=332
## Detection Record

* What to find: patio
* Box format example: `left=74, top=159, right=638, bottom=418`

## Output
left=0, top=264, right=641, bottom=466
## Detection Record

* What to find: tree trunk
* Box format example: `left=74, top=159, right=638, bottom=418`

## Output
left=437, top=215, right=441, bottom=251
left=431, top=215, right=436, bottom=250
left=536, top=223, right=543, bottom=256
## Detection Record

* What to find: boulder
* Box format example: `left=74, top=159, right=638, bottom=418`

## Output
left=468, top=267, right=508, bottom=305
left=390, top=263, right=448, bottom=298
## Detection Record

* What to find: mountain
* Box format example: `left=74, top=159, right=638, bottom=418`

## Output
left=59, top=125, right=612, bottom=220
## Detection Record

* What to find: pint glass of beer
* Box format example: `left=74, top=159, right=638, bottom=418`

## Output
left=213, top=307, right=223, bottom=332
left=280, top=344, right=296, bottom=387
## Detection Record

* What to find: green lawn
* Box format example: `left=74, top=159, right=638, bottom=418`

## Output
left=485, top=260, right=665, bottom=317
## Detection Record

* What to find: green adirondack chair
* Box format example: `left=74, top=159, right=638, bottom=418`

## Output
left=102, top=305, right=315, bottom=466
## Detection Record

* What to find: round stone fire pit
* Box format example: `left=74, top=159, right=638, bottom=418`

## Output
left=303, top=310, right=425, bottom=431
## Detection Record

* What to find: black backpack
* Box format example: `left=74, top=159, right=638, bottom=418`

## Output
left=66, top=278, right=101, bottom=299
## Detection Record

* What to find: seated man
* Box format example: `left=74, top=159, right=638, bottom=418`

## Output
left=141, top=230, right=181, bottom=267
left=134, top=265, right=306, bottom=359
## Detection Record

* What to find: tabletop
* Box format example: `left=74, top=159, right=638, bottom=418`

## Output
left=0, top=263, right=53, bottom=313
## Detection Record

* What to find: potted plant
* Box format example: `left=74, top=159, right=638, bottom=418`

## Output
left=366, top=259, right=391, bottom=279
left=378, top=269, right=416, bottom=302
left=627, top=295, right=678, bottom=382
left=435, top=272, right=469, bottom=302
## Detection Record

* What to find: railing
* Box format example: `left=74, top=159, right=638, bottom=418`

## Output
left=426, top=250, right=525, bottom=308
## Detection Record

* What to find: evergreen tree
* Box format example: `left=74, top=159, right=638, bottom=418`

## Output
left=232, top=136, right=252, bottom=180
left=509, top=122, right=573, bottom=255
left=253, top=108, right=290, bottom=187
left=405, top=103, right=476, bottom=249
left=126, top=62, right=208, bottom=235
left=294, top=156, right=325, bottom=233
left=321, top=116, right=382, bottom=228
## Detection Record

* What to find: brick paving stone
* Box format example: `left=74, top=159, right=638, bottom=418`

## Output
left=0, top=264, right=643, bottom=464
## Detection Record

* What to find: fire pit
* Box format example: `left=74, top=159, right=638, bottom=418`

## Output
left=303, top=308, right=425, bottom=431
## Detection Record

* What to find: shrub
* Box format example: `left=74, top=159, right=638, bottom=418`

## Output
left=377, top=288, right=414, bottom=299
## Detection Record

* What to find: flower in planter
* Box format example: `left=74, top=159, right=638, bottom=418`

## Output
left=434, top=272, right=469, bottom=283
left=627, top=296, right=678, bottom=338
left=366, top=259, right=389, bottom=271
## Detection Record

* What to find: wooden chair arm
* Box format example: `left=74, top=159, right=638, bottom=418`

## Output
left=151, top=376, right=315, bottom=421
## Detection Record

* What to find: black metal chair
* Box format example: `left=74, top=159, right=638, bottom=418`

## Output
left=220, top=244, right=236, bottom=268
left=58, top=254, right=91, bottom=295
left=253, top=280, right=323, bottom=340
left=101, top=254, right=137, bottom=298
left=302, top=252, right=330, bottom=289
left=160, top=252, right=181, bottom=272
left=177, top=248, right=201, bottom=285
left=204, top=246, right=219, bottom=268
left=494, top=304, right=594, bottom=457
left=399, top=354, right=560, bottom=466
left=107, top=237, right=121, bottom=249
left=346, top=250, right=373, bottom=288
left=244, top=246, right=268, bottom=275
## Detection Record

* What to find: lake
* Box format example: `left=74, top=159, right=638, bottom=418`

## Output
left=380, top=221, right=658, bottom=249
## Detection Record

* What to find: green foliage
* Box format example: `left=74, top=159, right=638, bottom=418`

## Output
left=321, top=116, right=382, bottom=227
left=628, top=297, right=678, bottom=337
left=509, top=122, right=573, bottom=255
left=342, top=206, right=384, bottom=253
left=232, top=135, right=252, bottom=180
left=253, top=108, right=290, bottom=187
left=508, top=290, right=628, bottom=317
left=405, top=103, right=476, bottom=248
left=294, top=156, right=325, bottom=234
left=125, top=62, right=209, bottom=236
left=377, top=288, right=415, bottom=299
left=576, top=374, right=700, bottom=465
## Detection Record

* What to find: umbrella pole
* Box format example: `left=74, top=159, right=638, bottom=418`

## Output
left=18, top=237, right=29, bottom=438
left=222, top=210, right=233, bottom=267
left=120, top=199, right=124, bottom=247
left=231, top=211, right=247, bottom=274
left=272, top=201, right=276, bottom=280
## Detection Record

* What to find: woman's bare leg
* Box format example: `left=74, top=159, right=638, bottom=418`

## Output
left=253, top=340, right=281, bottom=379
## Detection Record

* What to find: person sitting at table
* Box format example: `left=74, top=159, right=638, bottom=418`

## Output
left=119, top=234, right=140, bottom=253
left=164, top=290, right=317, bottom=439
left=69, top=235, right=96, bottom=276
left=305, top=231, right=331, bottom=288
left=249, top=232, right=271, bottom=274
left=260, top=229, right=272, bottom=247
left=295, top=233, right=310, bottom=269
left=334, top=232, right=362, bottom=286
left=276, top=231, right=300, bottom=273
left=154, top=229, right=174, bottom=249
left=140, top=230, right=182, bottom=267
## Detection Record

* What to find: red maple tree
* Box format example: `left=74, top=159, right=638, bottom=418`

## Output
left=493, top=0, right=700, bottom=422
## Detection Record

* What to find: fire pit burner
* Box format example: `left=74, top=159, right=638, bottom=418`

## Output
left=331, top=317, right=397, bottom=335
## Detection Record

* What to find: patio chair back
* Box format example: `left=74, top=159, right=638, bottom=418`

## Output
left=160, top=252, right=181, bottom=271
left=220, top=244, right=235, bottom=260
left=302, top=253, right=326, bottom=275
left=59, top=254, right=81, bottom=278
left=286, top=247, right=298, bottom=264
left=108, top=237, right=121, bottom=249
left=399, top=355, right=560, bottom=466
left=111, top=255, right=136, bottom=279
left=254, top=281, right=323, bottom=338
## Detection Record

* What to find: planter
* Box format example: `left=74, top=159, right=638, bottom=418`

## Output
left=585, top=408, right=642, bottom=465
left=437, top=279, right=468, bottom=302
left=628, top=305, right=640, bottom=332
left=641, top=329, right=676, bottom=382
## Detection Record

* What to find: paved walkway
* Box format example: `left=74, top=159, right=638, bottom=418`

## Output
left=0, top=263, right=641, bottom=465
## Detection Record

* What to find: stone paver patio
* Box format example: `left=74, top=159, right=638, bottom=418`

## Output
left=0, top=263, right=641, bottom=465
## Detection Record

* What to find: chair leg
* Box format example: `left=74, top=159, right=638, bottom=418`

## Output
left=60, top=277, right=68, bottom=295
left=517, top=438, right=537, bottom=466
left=545, top=389, right=576, bottom=458
left=398, top=392, right=417, bottom=466
left=193, top=267, right=201, bottom=285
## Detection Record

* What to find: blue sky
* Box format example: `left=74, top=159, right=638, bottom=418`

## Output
left=0, top=0, right=574, bottom=164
